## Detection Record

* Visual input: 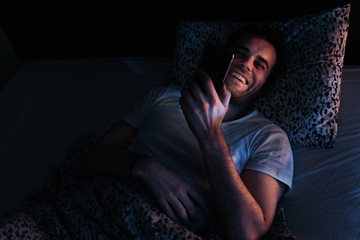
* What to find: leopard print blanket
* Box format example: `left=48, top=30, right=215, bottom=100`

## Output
left=0, top=136, right=298, bottom=240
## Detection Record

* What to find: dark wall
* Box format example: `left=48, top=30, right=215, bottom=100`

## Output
left=1, top=0, right=358, bottom=65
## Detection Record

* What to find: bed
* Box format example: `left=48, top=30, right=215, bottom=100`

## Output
left=0, top=3, right=359, bottom=240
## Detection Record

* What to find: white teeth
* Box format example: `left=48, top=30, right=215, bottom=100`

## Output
left=231, top=72, right=247, bottom=84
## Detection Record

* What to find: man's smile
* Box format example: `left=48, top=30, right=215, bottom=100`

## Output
left=229, top=71, right=248, bottom=85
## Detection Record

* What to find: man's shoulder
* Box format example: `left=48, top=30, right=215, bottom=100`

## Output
left=249, top=110, right=289, bottom=138
left=147, top=85, right=182, bottom=98
left=141, top=85, right=182, bottom=107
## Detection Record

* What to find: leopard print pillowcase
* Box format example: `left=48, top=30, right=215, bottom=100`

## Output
left=170, top=4, right=350, bottom=148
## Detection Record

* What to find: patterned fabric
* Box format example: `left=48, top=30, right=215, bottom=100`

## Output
left=0, top=213, right=43, bottom=240
left=170, top=4, right=350, bottom=148
left=262, top=207, right=299, bottom=240
left=0, top=136, right=297, bottom=239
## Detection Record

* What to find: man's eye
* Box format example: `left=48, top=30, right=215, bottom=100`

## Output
left=255, top=62, right=265, bottom=70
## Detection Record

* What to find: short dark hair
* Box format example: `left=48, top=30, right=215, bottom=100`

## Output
left=225, top=24, right=286, bottom=94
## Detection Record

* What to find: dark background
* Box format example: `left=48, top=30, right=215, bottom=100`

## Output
left=0, top=0, right=358, bottom=65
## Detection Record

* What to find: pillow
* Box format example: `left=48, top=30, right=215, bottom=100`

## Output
left=169, top=4, right=350, bottom=148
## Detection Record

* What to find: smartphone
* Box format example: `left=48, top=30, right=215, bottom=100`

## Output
left=197, top=44, right=234, bottom=93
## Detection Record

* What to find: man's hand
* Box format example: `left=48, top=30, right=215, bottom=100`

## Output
left=132, top=155, right=208, bottom=225
left=179, top=69, right=231, bottom=142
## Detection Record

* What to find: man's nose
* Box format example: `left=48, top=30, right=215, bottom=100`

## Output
left=241, top=60, right=252, bottom=72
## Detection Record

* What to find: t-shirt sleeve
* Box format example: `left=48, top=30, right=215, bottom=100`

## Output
left=245, top=125, right=294, bottom=191
left=121, top=86, right=168, bottom=129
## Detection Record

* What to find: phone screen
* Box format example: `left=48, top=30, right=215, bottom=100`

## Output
left=197, top=45, right=234, bottom=92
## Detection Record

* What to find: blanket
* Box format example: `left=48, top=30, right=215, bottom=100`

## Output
left=0, top=136, right=298, bottom=240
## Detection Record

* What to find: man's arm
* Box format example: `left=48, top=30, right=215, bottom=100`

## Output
left=79, top=120, right=141, bottom=179
left=79, top=119, right=208, bottom=225
left=180, top=73, right=284, bottom=239
left=199, top=131, right=284, bottom=239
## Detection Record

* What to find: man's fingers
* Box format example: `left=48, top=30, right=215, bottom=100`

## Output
left=179, top=194, right=198, bottom=222
left=144, top=161, right=208, bottom=226
left=196, top=68, right=217, bottom=97
left=156, top=190, right=192, bottom=224
left=220, top=83, right=231, bottom=108
left=170, top=198, right=190, bottom=223
left=158, top=197, right=182, bottom=224
left=158, top=189, right=204, bottom=225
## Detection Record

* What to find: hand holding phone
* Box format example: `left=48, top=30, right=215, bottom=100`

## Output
left=197, top=45, right=234, bottom=93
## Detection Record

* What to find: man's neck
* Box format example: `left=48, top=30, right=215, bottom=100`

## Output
left=223, top=101, right=253, bottom=122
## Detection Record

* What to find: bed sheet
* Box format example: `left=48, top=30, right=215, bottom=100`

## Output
left=282, top=67, right=360, bottom=239
left=0, top=57, right=171, bottom=218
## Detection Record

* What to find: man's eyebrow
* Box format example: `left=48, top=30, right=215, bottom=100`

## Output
left=233, top=46, right=249, bottom=53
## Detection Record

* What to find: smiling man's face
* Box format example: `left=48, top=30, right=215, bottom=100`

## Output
left=224, top=33, right=277, bottom=103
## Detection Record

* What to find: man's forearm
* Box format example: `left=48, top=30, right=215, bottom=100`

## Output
left=79, top=145, right=142, bottom=179
left=199, top=131, right=267, bottom=239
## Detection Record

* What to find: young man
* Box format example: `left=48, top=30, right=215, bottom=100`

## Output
left=80, top=25, right=293, bottom=239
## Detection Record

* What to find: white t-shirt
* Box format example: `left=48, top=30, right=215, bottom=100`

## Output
left=122, top=85, right=293, bottom=198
